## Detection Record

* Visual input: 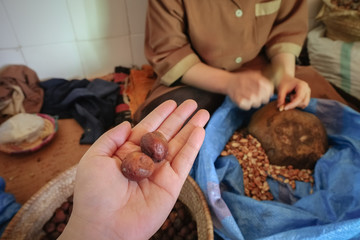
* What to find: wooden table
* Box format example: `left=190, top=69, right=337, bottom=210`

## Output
left=0, top=119, right=90, bottom=204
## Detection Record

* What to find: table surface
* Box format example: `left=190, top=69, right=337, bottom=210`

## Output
left=0, top=119, right=90, bottom=205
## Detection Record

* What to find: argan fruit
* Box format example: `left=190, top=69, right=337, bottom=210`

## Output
left=140, top=131, right=169, bottom=162
left=121, top=151, right=155, bottom=181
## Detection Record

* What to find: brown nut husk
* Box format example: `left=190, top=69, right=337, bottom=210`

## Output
left=121, top=151, right=155, bottom=181
left=140, top=131, right=169, bottom=162
left=247, top=101, right=328, bottom=169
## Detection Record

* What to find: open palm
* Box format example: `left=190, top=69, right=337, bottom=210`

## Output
left=59, top=99, right=210, bottom=240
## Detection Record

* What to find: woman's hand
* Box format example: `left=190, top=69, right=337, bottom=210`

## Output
left=181, top=63, right=274, bottom=110
left=226, top=70, right=274, bottom=110
left=58, top=99, right=210, bottom=240
left=270, top=52, right=311, bottom=110
left=276, top=74, right=311, bottom=110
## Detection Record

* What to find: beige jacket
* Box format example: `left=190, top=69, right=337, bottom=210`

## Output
left=145, top=0, right=308, bottom=86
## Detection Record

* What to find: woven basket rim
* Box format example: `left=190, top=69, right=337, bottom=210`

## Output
left=2, top=166, right=214, bottom=240
left=184, top=175, right=214, bottom=239
left=1, top=165, right=77, bottom=239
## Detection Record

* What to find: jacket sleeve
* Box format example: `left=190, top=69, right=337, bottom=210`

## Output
left=145, top=0, right=200, bottom=86
left=264, top=0, right=308, bottom=59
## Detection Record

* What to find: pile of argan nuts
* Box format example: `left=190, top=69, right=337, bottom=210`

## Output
left=41, top=195, right=197, bottom=240
left=150, top=200, right=197, bottom=240
left=221, top=130, right=314, bottom=201
left=41, top=195, right=73, bottom=240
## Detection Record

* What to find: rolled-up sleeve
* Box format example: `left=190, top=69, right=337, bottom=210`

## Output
left=145, top=0, right=200, bottom=86
left=265, top=0, right=308, bottom=59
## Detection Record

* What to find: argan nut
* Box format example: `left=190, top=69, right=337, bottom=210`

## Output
left=167, top=227, right=175, bottom=237
left=140, top=131, right=169, bottom=162
left=56, top=223, right=66, bottom=233
left=60, top=201, right=70, bottom=212
left=49, top=231, right=61, bottom=239
left=52, top=209, right=66, bottom=223
left=43, top=222, right=56, bottom=233
left=161, top=219, right=171, bottom=231
left=121, top=151, right=155, bottom=181
left=179, top=226, right=190, bottom=237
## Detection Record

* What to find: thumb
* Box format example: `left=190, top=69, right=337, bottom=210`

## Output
left=86, top=121, right=132, bottom=157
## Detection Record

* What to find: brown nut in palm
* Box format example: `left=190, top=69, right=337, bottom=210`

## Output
left=121, top=151, right=155, bottom=181
left=140, top=131, right=169, bottom=162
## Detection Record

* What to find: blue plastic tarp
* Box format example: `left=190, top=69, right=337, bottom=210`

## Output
left=191, top=96, right=360, bottom=240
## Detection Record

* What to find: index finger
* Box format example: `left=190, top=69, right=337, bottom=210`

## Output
left=156, top=99, right=199, bottom=141
left=276, top=86, right=288, bottom=108
left=283, top=94, right=303, bottom=110
left=285, top=90, right=311, bottom=110
left=169, top=109, right=209, bottom=178
left=128, top=100, right=178, bottom=144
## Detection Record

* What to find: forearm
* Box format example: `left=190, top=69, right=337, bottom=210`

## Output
left=181, top=62, right=233, bottom=95
left=271, top=53, right=296, bottom=77
left=181, top=54, right=295, bottom=94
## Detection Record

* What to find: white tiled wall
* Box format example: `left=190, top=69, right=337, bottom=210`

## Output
left=0, top=0, right=148, bottom=80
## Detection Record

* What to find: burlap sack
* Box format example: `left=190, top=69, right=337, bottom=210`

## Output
left=317, top=0, right=360, bottom=42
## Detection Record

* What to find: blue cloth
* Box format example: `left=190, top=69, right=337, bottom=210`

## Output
left=40, top=78, right=119, bottom=144
left=191, top=96, right=360, bottom=240
left=0, top=177, right=21, bottom=237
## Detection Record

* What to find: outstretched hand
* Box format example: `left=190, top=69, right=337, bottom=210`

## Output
left=59, top=99, right=210, bottom=240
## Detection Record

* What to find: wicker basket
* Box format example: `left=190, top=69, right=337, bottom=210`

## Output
left=179, top=175, right=214, bottom=240
left=317, top=0, right=360, bottom=42
left=2, top=165, right=213, bottom=240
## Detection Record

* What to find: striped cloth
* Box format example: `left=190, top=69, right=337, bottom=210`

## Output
left=308, top=25, right=360, bottom=101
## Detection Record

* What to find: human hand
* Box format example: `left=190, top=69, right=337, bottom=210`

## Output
left=276, top=74, right=311, bottom=111
left=58, top=99, right=210, bottom=240
left=226, top=70, right=274, bottom=110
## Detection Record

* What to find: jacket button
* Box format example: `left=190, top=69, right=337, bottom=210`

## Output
left=235, top=57, right=243, bottom=64
left=235, top=9, right=243, bottom=17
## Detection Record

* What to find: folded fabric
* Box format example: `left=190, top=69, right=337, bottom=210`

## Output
left=125, top=65, right=156, bottom=119
left=0, top=177, right=21, bottom=237
left=113, top=66, right=132, bottom=125
left=0, top=85, right=25, bottom=115
left=0, top=65, right=44, bottom=115
left=40, top=78, right=118, bottom=144
left=191, top=96, right=360, bottom=240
